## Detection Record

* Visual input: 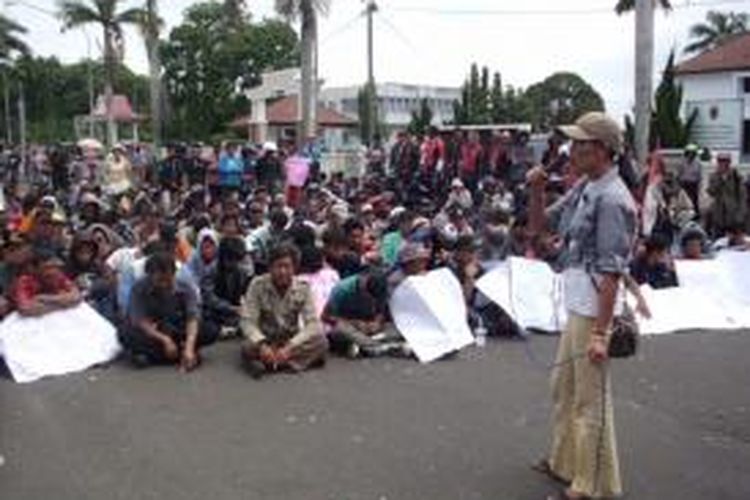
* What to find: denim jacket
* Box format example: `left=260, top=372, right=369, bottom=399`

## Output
left=547, top=167, right=637, bottom=275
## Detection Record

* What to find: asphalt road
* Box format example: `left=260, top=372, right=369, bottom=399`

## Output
left=1, top=330, right=749, bottom=500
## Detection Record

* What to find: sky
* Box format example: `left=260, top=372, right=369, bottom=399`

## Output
left=5, top=0, right=750, bottom=121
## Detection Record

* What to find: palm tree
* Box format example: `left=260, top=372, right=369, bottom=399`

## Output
left=0, top=14, right=29, bottom=60
left=138, top=0, right=164, bottom=149
left=59, top=0, right=145, bottom=147
left=0, top=13, right=29, bottom=144
left=616, top=0, right=673, bottom=163
left=275, top=0, right=329, bottom=143
left=685, top=11, right=748, bottom=54
left=615, top=0, right=671, bottom=15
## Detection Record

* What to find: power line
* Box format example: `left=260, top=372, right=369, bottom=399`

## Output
left=319, top=11, right=365, bottom=46
left=388, top=0, right=750, bottom=17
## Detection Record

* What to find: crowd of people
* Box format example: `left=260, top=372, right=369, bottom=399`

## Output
left=2, top=111, right=750, bottom=498
left=0, top=126, right=747, bottom=372
left=0, top=124, right=748, bottom=377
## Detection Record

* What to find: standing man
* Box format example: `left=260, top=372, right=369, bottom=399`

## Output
left=240, top=244, right=328, bottom=379
left=678, top=144, right=702, bottom=213
left=706, top=152, right=747, bottom=239
left=527, top=112, right=637, bottom=500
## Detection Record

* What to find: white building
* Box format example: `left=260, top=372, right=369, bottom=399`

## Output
left=240, top=69, right=461, bottom=145
left=676, top=33, right=750, bottom=164
left=237, top=68, right=357, bottom=147
left=320, top=82, right=462, bottom=139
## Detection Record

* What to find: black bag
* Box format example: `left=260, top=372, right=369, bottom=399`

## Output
left=608, top=304, right=639, bottom=358
left=589, top=275, right=639, bottom=359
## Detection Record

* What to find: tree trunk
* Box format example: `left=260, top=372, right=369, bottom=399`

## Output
left=3, top=70, right=12, bottom=144
left=634, top=0, right=654, bottom=163
left=17, top=80, right=26, bottom=179
left=299, top=0, right=318, bottom=144
left=147, top=39, right=162, bottom=150
left=104, top=28, right=118, bottom=148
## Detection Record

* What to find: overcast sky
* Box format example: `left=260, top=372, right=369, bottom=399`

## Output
left=6, top=0, right=750, bottom=121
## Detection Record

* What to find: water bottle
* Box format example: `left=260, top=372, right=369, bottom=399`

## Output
left=475, top=319, right=488, bottom=348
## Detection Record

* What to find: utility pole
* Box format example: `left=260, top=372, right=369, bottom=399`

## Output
left=634, top=0, right=654, bottom=164
left=366, top=0, right=377, bottom=147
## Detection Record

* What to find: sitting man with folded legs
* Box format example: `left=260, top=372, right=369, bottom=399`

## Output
left=120, top=252, right=218, bottom=371
left=322, top=269, right=407, bottom=358
left=240, top=244, right=328, bottom=379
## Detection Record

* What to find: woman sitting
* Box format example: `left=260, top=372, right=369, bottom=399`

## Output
left=200, top=237, right=253, bottom=338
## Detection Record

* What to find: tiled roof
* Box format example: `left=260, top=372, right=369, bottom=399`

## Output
left=232, top=95, right=358, bottom=128
left=676, top=33, right=750, bottom=75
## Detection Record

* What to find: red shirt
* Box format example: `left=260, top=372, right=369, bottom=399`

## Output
left=421, top=137, right=445, bottom=172
left=461, top=142, right=483, bottom=175
left=11, top=271, right=75, bottom=310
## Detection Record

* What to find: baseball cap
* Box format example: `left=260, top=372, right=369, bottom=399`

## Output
left=558, top=112, right=622, bottom=153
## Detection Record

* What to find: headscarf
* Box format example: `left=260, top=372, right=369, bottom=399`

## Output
left=187, top=228, right=219, bottom=281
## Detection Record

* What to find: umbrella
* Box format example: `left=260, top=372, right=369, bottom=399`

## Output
left=77, top=138, right=104, bottom=151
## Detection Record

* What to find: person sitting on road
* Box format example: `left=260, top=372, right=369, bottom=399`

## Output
left=323, top=269, right=407, bottom=359
left=630, top=234, right=678, bottom=289
left=711, top=222, right=750, bottom=253
left=387, top=242, right=431, bottom=296
left=678, top=225, right=711, bottom=260
left=240, top=244, right=328, bottom=379
left=120, top=252, right=218, bottom=371
left=11, top=247, right=82, bottom=318
left=201, top=236, right=253, bottom=339
left=448, top=234, right=521, bottom=336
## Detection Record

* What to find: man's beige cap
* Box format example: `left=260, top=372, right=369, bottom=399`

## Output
left=558, top=112, right=622, bottom=153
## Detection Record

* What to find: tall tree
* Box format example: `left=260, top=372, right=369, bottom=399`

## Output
left=138, top=0, right=164, bottom=149
left=650, top=50, right=697, bottom=148
left=161, top=3, right=299, bottom=140
left=0, top=14, right=29, bottom=61
left=59, top=0, right=145, bottom=147
left=524, top=72, right=605, bottom=130
left=490, top=71, right=504, bottom=123
left=616, top=0, right=673, bottom=163
left=407, top=98, right=433, bottom=135
left=275, top=0, right=329, bottom=144
left=615, top=0, right=671, bottom=14
left=685, top=11, right=748, bottom=54
left=0, top=13, right=30, bottom=144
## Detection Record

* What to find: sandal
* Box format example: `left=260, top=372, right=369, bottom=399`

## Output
left=545, top=489, right=591, bottom=500
left=531, top=459, right=571, bottom=486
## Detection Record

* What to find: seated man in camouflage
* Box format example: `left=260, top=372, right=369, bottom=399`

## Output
left=240, top=244, right=328, bottom=379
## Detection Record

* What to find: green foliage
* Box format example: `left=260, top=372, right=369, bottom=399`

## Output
left=161, top=2, right=300, bottom=140
left=524, top=72, right=605, bottom=130
left=0, top=13, right=29, bottom=62
left=407, top=98, right=434, bottom=135
left=453, top=63, right=603, bottom=130
left=650, top=50, right=697, bottom=149
left=1, top=55, right=148, bottom=142
left=685, top=11, right=748, bottom=54
left=615, top=0, right=672, bottom=15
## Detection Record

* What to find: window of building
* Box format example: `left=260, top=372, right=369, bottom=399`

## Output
left=743, top=77, right=750, bottom=93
